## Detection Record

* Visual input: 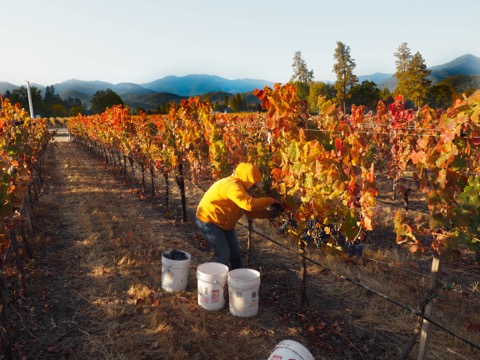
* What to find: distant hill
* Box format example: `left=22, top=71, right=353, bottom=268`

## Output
left=436, top=74, right=480, bottom=93
left=0, top=81, right=19, bottom=93
left=358, top=73, right=392, bottom=85
left=122, top=92, right=187, bottom=111
left=363, top=54, right=480, bottom=92
left=141, top=74, right=274, bottom=97
left=48, top=76, right=272, bottom=110
left=2, top=55, right=479, bottom=111
left=429, top=54, right=480, bottom=82
left=53, top=80, right=131, bottom=97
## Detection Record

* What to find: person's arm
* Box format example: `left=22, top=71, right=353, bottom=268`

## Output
left=227, top=181, right=275, bottom=212
left=245, top=208, right=271, bottom=219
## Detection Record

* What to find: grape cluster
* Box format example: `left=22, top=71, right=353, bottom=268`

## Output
left=278, top=218, right=298, bottom=234
left=268, top=202, right=285, bottom=219
left=163, top=249, right=188, bottom=260
left=279, top=216, right=365, bottom=257
left=335, top=234, right=364, bottom=257
left=300, top=218, right=329, bottom=247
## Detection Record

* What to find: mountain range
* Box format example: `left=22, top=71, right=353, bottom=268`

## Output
left=1, top=54, right=479, bottom=111
left=359, top=53, right=480, bottom=91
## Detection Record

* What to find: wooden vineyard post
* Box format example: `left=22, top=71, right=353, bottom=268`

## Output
left=299, top=241, right=308, bottom=306
left=140, top=164, right=146, bottom=192
left=9, top=231, right=27, bottom=296
left=128, top=156, right=135, bottom=184
left=0, top=274, right=12, bottom=360
left=150, top=167, right=155, bottom=197
left=175, top=162, right=187, bottom=222
left=24, top=192, right=34, bottom=235
left=246, top=218, right=253, bottom=266
left=163, top=171, right=170, bottom=208
left=417, top=253, right=442, bottom=360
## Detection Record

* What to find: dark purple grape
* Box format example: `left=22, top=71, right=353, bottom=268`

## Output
left=164, top=249, right=188, bottom=260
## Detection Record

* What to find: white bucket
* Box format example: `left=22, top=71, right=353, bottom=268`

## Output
left=267, top=340, right=314, bottom=360
left=197, top=262, right=229, bottom=311
left=228, top=268, right=260, bottom=317
left=161, top=250, right=191, bottom=292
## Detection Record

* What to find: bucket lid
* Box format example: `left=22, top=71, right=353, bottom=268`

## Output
left=197, top=262, right=229, bottom=276
left=273, top=340, right=314, bottom=360
left=228, top=268, right=260, bottom=281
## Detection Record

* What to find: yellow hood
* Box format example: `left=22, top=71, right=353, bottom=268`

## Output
left=233, top=162, right=262, bottom=190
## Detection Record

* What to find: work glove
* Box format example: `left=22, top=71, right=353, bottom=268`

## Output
left=268, top=200, right=285, bottom=219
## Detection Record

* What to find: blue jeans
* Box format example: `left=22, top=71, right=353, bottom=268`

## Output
left=195, top=216, right=244, bottom=269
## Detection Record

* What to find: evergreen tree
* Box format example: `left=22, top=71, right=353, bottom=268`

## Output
left=426, top=84, right=454, bottom=109
left=394, top=43, right=432, bottom=108
left=332, top=41, right=358, bottom=113
left=223, top=95, right=229, bottom=109
left=91, top=88, right=124, bottom=114
left=348, top=80, right=381, bottom=111
left=394, top=42, right=413, bottom=97
left=407, top=52, right=432, bottom=108
left=43, top=85, right=64, bottom=117
left=8, top=86, right=43, bottom=116
left=291, top=51, right=314, bottom=83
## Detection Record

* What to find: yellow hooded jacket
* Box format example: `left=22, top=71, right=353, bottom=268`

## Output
left=196, top=163, right=275, bottom=230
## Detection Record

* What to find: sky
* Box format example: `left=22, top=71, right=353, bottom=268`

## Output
left=2, top=0, right=479, bottom=87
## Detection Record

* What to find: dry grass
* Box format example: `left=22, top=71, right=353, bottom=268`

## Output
left=2, top=138, right=479, bottom=360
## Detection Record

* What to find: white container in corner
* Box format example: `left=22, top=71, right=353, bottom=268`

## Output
left=267, top=339, right=315, bottom=360
left=197, top=262, right=229, bottom=311
left=228, top=268, right=261, bottom=317
left=161, top=250, right=191, bottom=292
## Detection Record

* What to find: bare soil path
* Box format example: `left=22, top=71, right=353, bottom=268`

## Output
left=3, top=137, right=480, bottom=360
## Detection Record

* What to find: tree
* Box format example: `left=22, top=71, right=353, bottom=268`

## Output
left=44, top=85, right=62, bottom=105
left=394, top=42, right=413, bottom=97
left=348, top=80, right=381, bottom=111
left=394, top=43, right=432, bottom=108
left=307, top=81, right=336, bottom=113
left=91, top=88, right=124, bottom=114
left=223, top=95, right=229, bottom=109
left=69, top=106, right=83, bottom=117
left=291, top=51, right=314, bottom=83
left=332, top=41, right=358, bottom=113
left=292, top=81, right=310, bottom=101
left=406, top=52, right=432, bottom=108
left=50, top=104, right=67, bottom=117
left=230, top=93, right=245, bottom=112
left=7, top=85, right=43, bottom=116
left=426, top=84, right=454, bottom=109
left=43, top=85, right=64, bottom=117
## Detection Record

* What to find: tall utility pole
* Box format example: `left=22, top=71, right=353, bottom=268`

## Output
left=26, top=81, right=35, bottom=118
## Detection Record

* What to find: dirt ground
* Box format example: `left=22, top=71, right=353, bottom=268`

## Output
left=2, top=131, right=480, bottom=359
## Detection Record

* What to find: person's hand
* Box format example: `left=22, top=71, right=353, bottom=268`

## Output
left=269, top=200, right=285, bottom=219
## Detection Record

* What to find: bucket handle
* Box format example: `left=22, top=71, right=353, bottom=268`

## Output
left=209, top=280, right=229, bottom=302
left=222, top=281, right=228, bottom=302
left=165, top=265, right=172, bottom=272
